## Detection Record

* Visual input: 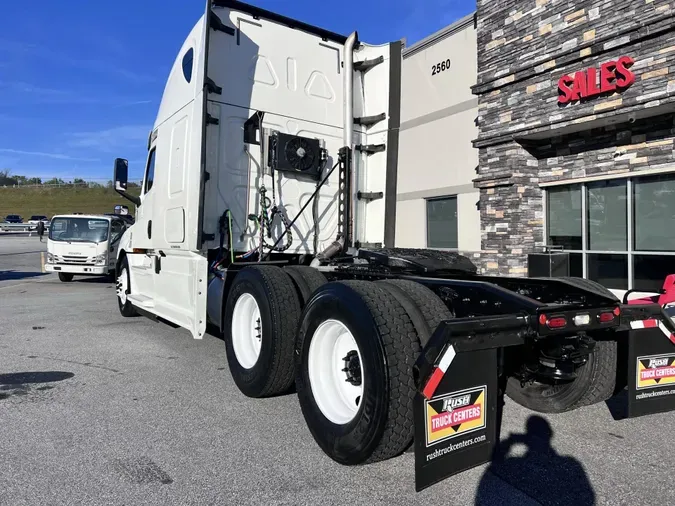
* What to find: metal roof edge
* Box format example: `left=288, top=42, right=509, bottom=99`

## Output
left=402, top=11, right=476, bottom=59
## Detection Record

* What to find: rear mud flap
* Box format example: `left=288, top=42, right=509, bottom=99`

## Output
left=627, top=317, right=675, bottom=418
left=412, top=315, right=530, bottom=492
left=413, top=347, right=498, bottom=492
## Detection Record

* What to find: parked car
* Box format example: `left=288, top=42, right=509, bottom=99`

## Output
left=28, top=215, right=49, bottom=224
left=4, top=214, right=22, bottom=223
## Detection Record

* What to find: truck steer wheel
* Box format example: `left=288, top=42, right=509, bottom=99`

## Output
left=58, top=272, right=74, bottom=282
left=116, top=256, right=138, bottom=317
left=223, top=266, right=301, bottom=398
left=295, top=280, right=421, bottom=465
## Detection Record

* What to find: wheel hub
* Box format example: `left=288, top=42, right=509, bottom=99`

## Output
left=117, top=268, right=128, bottom=303
left=231, top=293, right=263, bottom=370
left=342, top=350, right=362, bottom=386
left=307, top=319, right=364, bottom=425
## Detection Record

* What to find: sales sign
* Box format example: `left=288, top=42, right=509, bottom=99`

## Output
left=558, top=56, right=635, bottom=105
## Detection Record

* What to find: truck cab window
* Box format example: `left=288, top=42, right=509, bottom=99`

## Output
left=110, top=220, right=125, bottom=243
left=182, top=48, right=194, bottom=83
left=144, top=149, right=156, bottom=194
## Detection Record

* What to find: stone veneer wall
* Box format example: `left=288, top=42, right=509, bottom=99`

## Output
left=471, top=0, right=675, bottom=276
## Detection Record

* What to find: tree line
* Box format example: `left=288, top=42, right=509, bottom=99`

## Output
left=0, top=169, right=140, bottom=188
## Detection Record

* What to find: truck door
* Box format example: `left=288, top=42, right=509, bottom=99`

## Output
left=128, top=146, right=157, bottom=297
left=149, top=113, right=206, bottom=335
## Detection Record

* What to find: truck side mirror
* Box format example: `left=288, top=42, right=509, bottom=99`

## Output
left=114, top=158, right=129, bottom=191
left=113, top=158, right=141, bottom=207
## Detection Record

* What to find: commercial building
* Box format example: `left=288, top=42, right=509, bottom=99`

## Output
left=396, top=0, right=675, bottom=296
left=395, top=14, right=481, bottom=254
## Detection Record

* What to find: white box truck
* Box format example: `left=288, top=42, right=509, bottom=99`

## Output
left=110, top=0, right=675, bottom=491
left=45, top=214, right=128, bottom=282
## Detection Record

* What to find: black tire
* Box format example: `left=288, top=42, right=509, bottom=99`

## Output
left=295, top=280, right=421, bottom=465
left=58, top=272, right=74, bottom=282
left=548, top=276, right=619, bottom=301
left=505, top=339, right=617, bottom=413
left=223, top=265, right=301, bottom=398
left=283, top=265, right=327, bottom=305
left=376, top=279, right=454, bottom=346
left=116, top=256, right=138, bottom=317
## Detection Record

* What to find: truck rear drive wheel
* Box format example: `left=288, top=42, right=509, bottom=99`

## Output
left=223, top=265, right=301, bottom=398
left=507, top=275, right=619, bottom=413
left=295, top=280, right=421, bottom=465
left=505, top=339, right=617, bottom=413
left=376, top=279, right=454, bottom=346
left=283, top=265, right=327, bottom=305
left=58, top=272, right=74, bottom=282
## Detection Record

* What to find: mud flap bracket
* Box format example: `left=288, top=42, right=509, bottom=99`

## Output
left=412, top=314, right=532, bottom=492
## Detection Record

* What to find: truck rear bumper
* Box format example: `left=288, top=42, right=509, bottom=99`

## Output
left=412, top=303, right=675, bottom=491
left=45, top=264, right=109, bottom=275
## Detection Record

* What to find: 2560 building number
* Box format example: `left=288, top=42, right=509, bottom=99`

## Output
left=431, top=59, right=451, bottom=76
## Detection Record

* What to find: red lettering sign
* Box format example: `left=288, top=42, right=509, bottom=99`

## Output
left=558, top=56, right=635, bottom=105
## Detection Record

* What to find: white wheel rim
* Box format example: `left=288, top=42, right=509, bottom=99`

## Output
left=308, top=319, right=364, bottom=425
left=231, top=293, right=263, bottom=369
left=117, top=267, right=128, bottom=304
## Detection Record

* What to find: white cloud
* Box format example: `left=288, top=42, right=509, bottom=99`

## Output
left=0, top=148, right=100, bottom=162
left=0, top=38, right=160, bottom=84
left=68, top=125, right=151, bottom=153
left=114, top=100, right=154, bottom=108
left=0, top=81, right=154, bottom=106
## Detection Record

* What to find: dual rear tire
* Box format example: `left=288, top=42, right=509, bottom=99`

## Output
left=223, top=266, right=448, bottom=464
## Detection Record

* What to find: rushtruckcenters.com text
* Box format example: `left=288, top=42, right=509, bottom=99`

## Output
left=636, top=389, right=675, bottom=400
left=426, top=434, right=487, bottom=462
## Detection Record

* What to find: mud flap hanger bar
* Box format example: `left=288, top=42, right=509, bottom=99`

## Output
left=413, top=313, right=534, bottom=399
left=619, top=302, right=675, bottom=339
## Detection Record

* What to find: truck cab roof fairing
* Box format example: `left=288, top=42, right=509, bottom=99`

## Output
left=212, top=0, right=352, bottom=45
left=153, top=15, right=206, bottom=130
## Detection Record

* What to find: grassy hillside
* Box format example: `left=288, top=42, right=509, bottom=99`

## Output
left=0, top=186, right=142, bottom=220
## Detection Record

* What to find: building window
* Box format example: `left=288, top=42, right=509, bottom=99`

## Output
left=426, top=196, right=458, bottom=249
left=547, top=184, right=582, bottom=250
left=545, top=172, right=675, bottom=291
left=182, top=48, right=194, bottom=83
left=587, top=179, right=627, bottom=251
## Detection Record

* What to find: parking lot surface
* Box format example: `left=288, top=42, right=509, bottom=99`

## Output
left=1, top=235, right=673, bottom=506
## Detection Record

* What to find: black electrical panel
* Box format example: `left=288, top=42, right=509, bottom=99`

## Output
left=528, top=251, right=570, bottom=277
left=268, top=132, right=324, bottom=180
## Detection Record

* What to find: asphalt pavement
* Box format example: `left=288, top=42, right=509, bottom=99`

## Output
left=0, top=235, right=673, bottom=505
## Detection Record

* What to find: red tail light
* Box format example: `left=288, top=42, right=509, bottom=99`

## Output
left=613, top=306, right=621, bottom=316
left=539, top=314, right=568, bottom=329
left=598, top=312, right=615, bottom=323
left=547, top=317, right=568, bottom=329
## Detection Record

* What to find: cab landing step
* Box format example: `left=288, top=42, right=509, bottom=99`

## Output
left=127, top=294, right=155, bottom=309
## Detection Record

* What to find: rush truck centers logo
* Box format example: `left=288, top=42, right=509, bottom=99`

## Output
left=636, top=353, right=675, bottom=390
left=558, top=56, right=635, bottom=105
left=425, top=386, right=486, bottom=446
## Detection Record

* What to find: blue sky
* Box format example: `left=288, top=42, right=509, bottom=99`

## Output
left=0, top=0, right=473, bottom=182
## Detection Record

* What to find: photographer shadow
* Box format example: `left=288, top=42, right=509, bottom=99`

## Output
left=475, top=415, right=596, bottom=506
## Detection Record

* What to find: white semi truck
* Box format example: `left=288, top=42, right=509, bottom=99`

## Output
left=45, top=213, right=128, bottom=282
left=111, top=0, right=675, bottom=491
